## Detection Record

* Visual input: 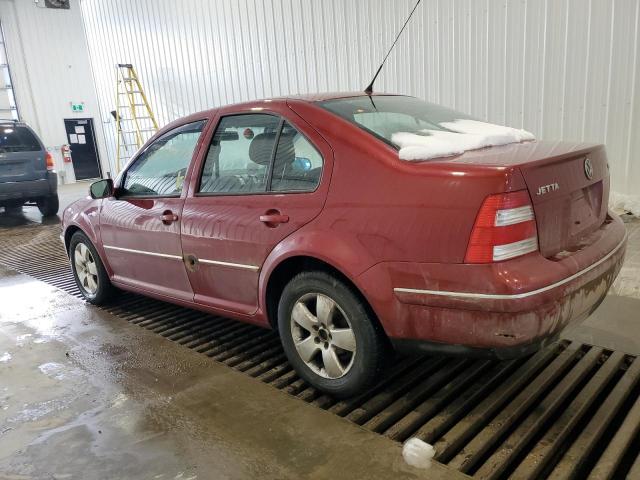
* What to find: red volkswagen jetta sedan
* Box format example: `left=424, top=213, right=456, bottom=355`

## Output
left=62, top=93, right=626, bottom=397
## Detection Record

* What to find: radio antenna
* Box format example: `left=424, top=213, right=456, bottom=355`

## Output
left=364, top=0, right=423, bottom=94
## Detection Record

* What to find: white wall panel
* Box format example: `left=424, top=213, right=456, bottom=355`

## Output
left=0, top=0, right=108, bottom=180
left=81, top=0, right=640, bottom=203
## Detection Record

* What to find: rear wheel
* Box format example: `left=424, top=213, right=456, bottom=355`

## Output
left=37, top=194, right=59, bottom=217
left=278, top=271, right=388, bottom=398
left=4, top=201, right=23, bottom=215
left=69, top=231, right=114, bottom=304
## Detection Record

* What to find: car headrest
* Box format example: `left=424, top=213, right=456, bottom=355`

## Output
left=249, top=132, right=277, bottom=166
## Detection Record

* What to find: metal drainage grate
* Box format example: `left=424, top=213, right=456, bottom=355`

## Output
left=1, top=224, right=640, bottom=479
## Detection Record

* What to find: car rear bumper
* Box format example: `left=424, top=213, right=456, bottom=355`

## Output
left=357, top=212, right=626, bottom=357
left=0, top=172, right=57, bottom=202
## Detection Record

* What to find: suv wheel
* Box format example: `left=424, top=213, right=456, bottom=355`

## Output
left=278, top=271, right=388, bottom=398
left=4, top=202, right=23, bottom=215
left=37, top=194, right=59, bottom=217
left=69, top=231, right=114, bottom=304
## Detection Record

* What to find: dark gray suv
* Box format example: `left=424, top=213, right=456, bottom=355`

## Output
left=0, top=122, right=58, bottom=216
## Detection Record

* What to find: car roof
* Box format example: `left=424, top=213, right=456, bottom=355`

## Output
left=184, top=92, right=407, bottom=120
left=282, top=91, right=405, bottom=102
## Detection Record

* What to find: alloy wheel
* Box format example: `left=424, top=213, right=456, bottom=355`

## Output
left=74, top=242, right=99, bottom=296
left=290, top=293, right=356, bottom=379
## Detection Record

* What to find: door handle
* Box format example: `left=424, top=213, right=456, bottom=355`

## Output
left=260, top=210, right=289, bottom=227
left=160, top=210, right=179, bottom=225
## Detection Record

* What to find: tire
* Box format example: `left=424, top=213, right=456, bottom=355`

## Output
left=37, top=194, right=59, bottom=217
left=69, top=231, right=114, bottom=305
left=278, top=271, right=388, bottom=398
left=4, top=202, right=23, bottom=215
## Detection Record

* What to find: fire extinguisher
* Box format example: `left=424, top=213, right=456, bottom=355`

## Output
left=62, top=144, right=72, bottom=163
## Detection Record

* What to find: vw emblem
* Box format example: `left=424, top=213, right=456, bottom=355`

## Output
left=584, top=157, right=594, bottom=180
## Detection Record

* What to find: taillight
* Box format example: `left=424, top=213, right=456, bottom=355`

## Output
left=45, top=152, right=55, bottom=171
left=465, top=190, right=538, bottom=263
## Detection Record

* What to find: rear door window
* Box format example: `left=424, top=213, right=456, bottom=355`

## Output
left=199, top=114, right=280, bottom=194
left=270, top=121, right=323, bottom=192
left=0, top=126, right=41, bottom=152
left=198, top=114, right=324, bottom=195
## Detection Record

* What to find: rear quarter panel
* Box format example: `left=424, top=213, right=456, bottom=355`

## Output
left=286, top=100, right=528, bottom=265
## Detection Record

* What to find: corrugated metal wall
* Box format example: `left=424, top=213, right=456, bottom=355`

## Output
left=81, top=0, right=640, bottom=201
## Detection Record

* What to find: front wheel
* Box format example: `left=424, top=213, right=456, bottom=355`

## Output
left=69, top=231, right=114, bottom=304
left=37, top=194, right=59, bottom=217
left=278, top=271, right=388, bottom=398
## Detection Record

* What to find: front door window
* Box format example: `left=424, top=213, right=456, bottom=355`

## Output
left=123, top=120, right=205, bottom=197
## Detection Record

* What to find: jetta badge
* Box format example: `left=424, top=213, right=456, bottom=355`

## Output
left=584, top=157, right=594, bottom=180
left=536, top=183, right=559, bottom=196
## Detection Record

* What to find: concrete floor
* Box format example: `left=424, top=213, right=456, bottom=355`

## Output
left=0, top=266, right=460, bottom=480
left=563, top=215, right=640, bottom=354
left=0, top=181, right=89, bottom=229
left=0, top=183, right=639, bottom=479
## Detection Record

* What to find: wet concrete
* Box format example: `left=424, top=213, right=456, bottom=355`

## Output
left=609, top=214, right=640, bottom=299
left=563, top=294, right=640, bottom=355
left=0, top=266, right=463, bottom=480
left=0, top=181, right=88, bottom=229
left=563, top=215, right=640, bottom=355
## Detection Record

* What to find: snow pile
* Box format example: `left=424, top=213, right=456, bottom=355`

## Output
left=392, top=119, right=535, bottom=161
left=610, top=191, right=640, bottom=217
left=402, top=438, right=436, bottom=469
left=440, top=119, right=535, bottom=141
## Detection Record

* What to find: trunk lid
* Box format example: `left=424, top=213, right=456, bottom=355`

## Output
left=518, top=143, right=609, bottom=258
left=422, top=140, right=610, bottom=259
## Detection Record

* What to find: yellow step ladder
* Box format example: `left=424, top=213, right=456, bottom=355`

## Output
left=114, top=63, right=158, bottom=172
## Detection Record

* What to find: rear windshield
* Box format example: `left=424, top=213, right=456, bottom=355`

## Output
left=0, top=125, right=41, bottom=152
left=318, top=95, right=474, bottom=148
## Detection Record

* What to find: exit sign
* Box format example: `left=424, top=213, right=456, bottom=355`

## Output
left=71, top=103, right=84, bottom=113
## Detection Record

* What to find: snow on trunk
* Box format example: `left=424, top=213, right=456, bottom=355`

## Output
left=392, top=119, right=535, bottom=161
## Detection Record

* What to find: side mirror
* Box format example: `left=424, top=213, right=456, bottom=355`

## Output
left=89, top=178, right=114, bottom=199
left=293, top=157, right=312, bottom=171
